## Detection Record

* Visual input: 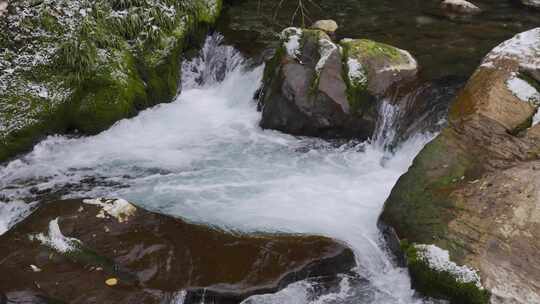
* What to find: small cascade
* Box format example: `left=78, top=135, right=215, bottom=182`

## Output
left=373, top=99, right=400, bottom=149
left=182, top=33, right=245, bottom=89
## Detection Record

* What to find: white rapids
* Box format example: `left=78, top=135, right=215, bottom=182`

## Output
left=0, top=34, right=437, bottom=303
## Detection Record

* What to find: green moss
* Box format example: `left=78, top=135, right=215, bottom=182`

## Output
left=401, top=241, right=490, bottom=304
left=0, top=0, right=223, bottom=162
left=380, top=130, right=474, bottom=244
left=341, top=39, right=403, bottom=64
left=340, top=41, right=373, bottom=115
left=261, top=45, right=286, bottom=102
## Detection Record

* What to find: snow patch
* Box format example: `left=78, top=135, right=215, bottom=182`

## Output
left=415, top=244, right=483, bottom=289
left=30, top=218, right=82, bottom=253
left=506, top=74, right=540, bottom=104
left=315, top=39, right=337, bottom=72
left=347, top=58, right=368, bottom=87
left=533, top=109, right=540, bottom=127
left=281, top=27, right=303, bottom=58
left=83, top=198, right=137, bottom=223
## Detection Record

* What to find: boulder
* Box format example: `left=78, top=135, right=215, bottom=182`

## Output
left=0, top=199, right=356, bottom=304
left=310, top=19, right=338, bottom=34
left=259, top=26, right=418, bottom=139
left=441, top=0, right=482, bottom=15
left=379, top=28, right=540, bottom=304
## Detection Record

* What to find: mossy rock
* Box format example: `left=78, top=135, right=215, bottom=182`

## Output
left=0, top=0, right=223, bottom=162
left=380, top=128, right=476, bottom=246
left=401, top=241, right=490, bottom=304
left=339, top=38, right=418, bottom=118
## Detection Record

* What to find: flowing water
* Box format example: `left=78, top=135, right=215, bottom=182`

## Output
left=219, top=0, right=540, bottom=81
left=0, top=35, right=437, bottom=303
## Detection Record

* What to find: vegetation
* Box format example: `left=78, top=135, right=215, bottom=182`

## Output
left=401, top=241, right=490, bottom=304
left=0, top=0, right=222, bottom=162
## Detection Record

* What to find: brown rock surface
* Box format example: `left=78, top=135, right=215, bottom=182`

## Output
left=380, top=28, right=540, bottom=303
left=0, top=199, right=355, bottom=304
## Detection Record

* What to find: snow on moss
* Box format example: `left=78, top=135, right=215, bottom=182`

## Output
left=30, top=217, right=82, bottom=253
left=315, top=38, right=337, bottom=72
left=0, top=0, right=220, bottom=148
left=281, top=27, right=303, bottom=58
left=379, top=49, right=418, bottom=72
left=83, top=198, right=137, bottom=223
left=415, top=244, right=483, bottom=289
left=347, top=58, right=368, bottom=88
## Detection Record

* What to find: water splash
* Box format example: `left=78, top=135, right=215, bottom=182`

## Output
left=373, top=98, right=399, bottom=149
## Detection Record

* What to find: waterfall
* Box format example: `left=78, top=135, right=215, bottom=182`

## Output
left=373, top=98, right=400, bottom=149
left=0, top=33, right=436, bottom=303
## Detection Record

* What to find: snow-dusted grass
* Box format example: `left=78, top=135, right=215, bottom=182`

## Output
left=0, top=0, right=221, bottom=156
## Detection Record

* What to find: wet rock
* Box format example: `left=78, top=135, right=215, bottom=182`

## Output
left=390, top=76, right=466, bottom=145
left=310, top=19, right=338, bottom=34
left=440, top=0, right=482, bottom=15
left=259, top=26, right=418, bottom=139
left=521, top=0, right=540, bottom=8
left=0, top=199, right=356, bottom=304
left=379, top=28, right=540, bottom=303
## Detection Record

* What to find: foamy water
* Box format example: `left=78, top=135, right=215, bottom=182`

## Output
left=0, top=35, right=435, bottom=303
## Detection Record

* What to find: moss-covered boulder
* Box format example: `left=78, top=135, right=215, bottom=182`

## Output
left=258, top=26, right=418, bottom=139
left=0, top=0, right=222, bottom=163
left=340, top=38, right=418, bottom=99
left=0, top=199, right=356, bottom=304
left=379, top=28, right=540, bottom=303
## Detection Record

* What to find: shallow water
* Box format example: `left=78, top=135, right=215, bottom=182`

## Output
left=0, top=35, right=435, bottom=303
left=219, top=0, right=540, bottom=80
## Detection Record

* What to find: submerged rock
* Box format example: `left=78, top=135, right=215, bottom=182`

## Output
left=0, top=0, right=223, bottom=163
left=0, top=199, right=356, bottom=304
left=379, top=28, right=540, bottom=303
left=259, top=26, right=418, bottom=139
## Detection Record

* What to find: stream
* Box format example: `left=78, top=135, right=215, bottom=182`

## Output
left=0, top=34, right=438, bottom=303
